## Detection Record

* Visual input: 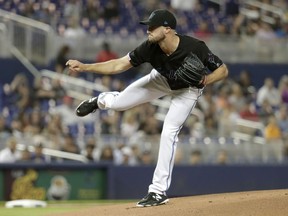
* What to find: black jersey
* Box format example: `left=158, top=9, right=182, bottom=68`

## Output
left=129, top=34, right=223, bottom=90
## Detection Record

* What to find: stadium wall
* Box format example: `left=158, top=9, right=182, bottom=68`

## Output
left=0, top=163, right=288, bottom=201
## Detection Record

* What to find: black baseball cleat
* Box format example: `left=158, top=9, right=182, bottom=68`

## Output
left=75, top=97, right=98, bottom=117
left=136, top=192, right=169, bottom=207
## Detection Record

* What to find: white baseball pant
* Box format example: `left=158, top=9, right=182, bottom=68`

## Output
left=97, top=69, right=203, bottom=195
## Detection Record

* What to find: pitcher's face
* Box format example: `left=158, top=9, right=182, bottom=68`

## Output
left=147, top=26, right=167, bottom=43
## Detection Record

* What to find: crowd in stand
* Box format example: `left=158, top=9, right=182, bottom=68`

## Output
left=0, top=0, right=287, bottom=165
left=1, top=0, right=287, bottom=38
left=0, top=68, right=287, bottom=165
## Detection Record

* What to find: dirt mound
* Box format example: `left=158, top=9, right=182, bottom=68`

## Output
left=54, top=189, right=288, bottom=216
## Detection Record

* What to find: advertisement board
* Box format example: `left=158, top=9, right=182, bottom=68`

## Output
left=1, top=167, right=106, bottom=201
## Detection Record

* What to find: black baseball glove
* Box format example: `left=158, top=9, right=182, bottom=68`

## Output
left=175, top=53, right=208, bottom=88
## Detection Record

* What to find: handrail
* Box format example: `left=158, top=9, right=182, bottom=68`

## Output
left=17, top=143, right=88, bottom=163
left=235, top=118, right=264, bottom=130
left=10, top=46, right=40, bottom=77
left=232, top=117, right=266, bottom=144
left=0, top=9, right=52, bottom=32
left=243, top=0, right=284, bottom=18
left=41, top=69, right=109, bottom=93
left=0, top=23, right=8, bottom=57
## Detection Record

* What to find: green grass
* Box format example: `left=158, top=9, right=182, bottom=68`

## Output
left=0, top=207, right=75, bottom=216
left=0, top=200, right=133, bottom=216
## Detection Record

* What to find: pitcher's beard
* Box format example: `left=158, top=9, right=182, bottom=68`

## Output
left=148, top=34, right=165, bottom=44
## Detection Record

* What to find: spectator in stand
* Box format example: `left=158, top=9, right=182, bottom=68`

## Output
left=228, top=83, right=246, bottom=112
left=81, top=136, right=100, bottom=162
left=214, top=86, right=230, bottom=113
left=216, top=149, right=229, bottom=165
left=81, top=0, right=100, bottom=22
left=198, top=87, right=216, bottom=117
left=102, top=0, right=119, bottom=21
left=231, top=3, right=260, bottom=36
left=4, top=73, right=31, bottom=114
left=22, top=113, right=43, bottom=138
left=129, top=144, right=142, bottom=165
left=137, top=103, right=161, bottom=135
left=30, top=142, right=50, bottom=163
left=204, top=116, right=218, bottom=137
left=61, top=134, right=80, bottom=156
left=256, top=77, right=281, bottom=107
left=96, top=42, right=118, bottom=63
left=193, top=20, right=212, bottom=39
left=217, top=103, right=240, bottom=137
left=278, top=75, right=288, bottom=104
left=42, top=113, right=65, bottom=151
left=0, top=115, right=12, bottom=146
left=17, top=1, right=34, bottom=18
left=272, top=15, right=285, bottom=37
left=99, top=145, right=114, bottom=163
left=113, top=142, right=125, bottom=165
left=239, top=101, right=259, bottom=121
left=55, top=45, right=71, bottom=73
left=100, top=110, right=121, bottom=135
left=225, top=0, right=240, bottom=18
left=186, top=115, right=204, bottom=139
left=275, top=22, right=288, bottom=38
left=139, top=150, right=154, bottom=165
left=33, top=76, right=66, bottom=111
left=276, top=105, right=288, bottom=141
left=236, top=70, right=255, bottom=98
left=139, top=115, right=161, bottom=135
left=121, top=109, right=139, bottom=138
left=255, top=21, right=277, bottom=40
left=264, top=114, right=282, bottom=142
left=214, top=23, right=229, bottom=36
left=0, top=137, right=21, bottom=163
left=49, top=96, right=79, bottom=128
left=82, top=143, right=95, bottom=162
left=98, top=75, right=112, bottom=90
left=18, top=147, right=31, bottom=162
left=120, top=146, right=136, bottom=166
left=10, top=117, right=25, bottom=140
left=63, top=16, right=86, bottom=39
left=257, top=99, right=275, bottom=124
left=33, top=2, right=57, bottom=25
left=189, top=150, right=203, bottom=165
left=63, top=0, right=82, bottom=21
left=174, top=147, right=185, bottom=165
left=111, top=78, right=126, bottom=92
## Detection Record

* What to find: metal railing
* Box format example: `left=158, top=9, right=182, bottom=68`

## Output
left=0, top=9, right=55, bottom=65
left=243, top=0, right=285, bottom=22
left=16, top=143, right=89, bottom=163
left=0, top=22, right=9, bottom=58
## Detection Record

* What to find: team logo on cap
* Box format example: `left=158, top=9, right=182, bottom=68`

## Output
left=149, top=12, right=156, bottom=19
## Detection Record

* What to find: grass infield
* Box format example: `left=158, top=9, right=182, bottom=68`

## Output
left=0, top=200, right=133, bottom=216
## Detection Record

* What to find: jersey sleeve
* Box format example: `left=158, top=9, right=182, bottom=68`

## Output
left=129, top=40, right=150, bottom=67
left=196, top=41, right=223, bottom=72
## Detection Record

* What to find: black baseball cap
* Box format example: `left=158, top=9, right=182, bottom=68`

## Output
left=139, top=9, right=177, bottom=29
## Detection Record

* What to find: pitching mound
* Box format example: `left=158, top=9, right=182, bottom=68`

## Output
left=54, top=189, right=288, bottom=216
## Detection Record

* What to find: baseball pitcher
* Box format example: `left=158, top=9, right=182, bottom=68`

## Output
left=66, top=9, right=228, bottom=207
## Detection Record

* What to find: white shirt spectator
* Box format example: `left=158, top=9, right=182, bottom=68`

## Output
left=257, top=78, right=281, bottom=107
left=0, top=137, right=21, bottom=163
